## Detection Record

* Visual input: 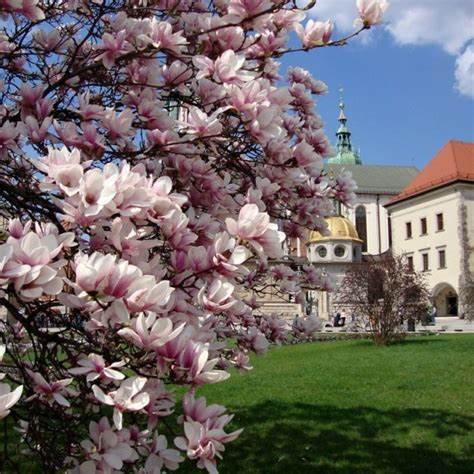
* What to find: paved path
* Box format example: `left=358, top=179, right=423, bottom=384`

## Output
left=321, top=317, right=474, bottom=334
left=417, top=316, right=474, bottom=333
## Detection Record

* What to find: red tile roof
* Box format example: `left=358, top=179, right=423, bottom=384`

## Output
left=387, top=140, right=474, bottom=205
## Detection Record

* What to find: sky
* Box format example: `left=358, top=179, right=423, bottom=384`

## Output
left=282, top=0, right=474, bottom=169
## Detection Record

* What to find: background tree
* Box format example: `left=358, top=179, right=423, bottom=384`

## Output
left=0, top=0, right=387, bottom=471
left=338, top=254, right=430, bottom=346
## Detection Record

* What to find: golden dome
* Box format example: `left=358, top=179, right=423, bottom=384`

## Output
left=308, top=216, right=362, bottom=243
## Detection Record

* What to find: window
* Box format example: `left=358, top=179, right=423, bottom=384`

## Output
left=355, top=206, right=367, bottom=252
left=406, top=222, right=412, bottom=239
left=438, top=249, right=446, bottom=269
left=317, top=246, right=327, bottom=258
left=407, top=256, right=414, bottom=272
left=436, top=213, right=444, bottom=231
left=334, top=245, right=346, bottom=258
left=422, top=253, right=429, bottom=271
left=388, top=216, right=392, bottom=247
left=420, top=218, right=427, bottom=235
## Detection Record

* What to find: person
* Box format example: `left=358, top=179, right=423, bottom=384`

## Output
left=334, top=312, right=341, bottom=327
left=431, top=306, right=437, bottom=325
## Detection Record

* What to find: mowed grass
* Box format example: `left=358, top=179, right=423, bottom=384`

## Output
left=196, top=335, right=474, bottom=474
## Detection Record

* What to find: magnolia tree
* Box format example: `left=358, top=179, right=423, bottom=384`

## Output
left=0, top=0, right=387, bottom=471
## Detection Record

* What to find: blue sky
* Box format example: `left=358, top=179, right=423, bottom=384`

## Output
left=282, top=0, right=474, bottom=169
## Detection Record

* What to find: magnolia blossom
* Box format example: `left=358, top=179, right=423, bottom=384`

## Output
left=356, top=0, right=389, bottom=27
left=176, top=341, right=230, bottom=385
left=226, top=204, right=285, bottom=258
left=175, top=420, right=242, bottom=474
left=0, top=229, right=68, bottom=300
left=117, top=314, right=184, bottom=351
left=292, top=316, right=322, bottom=340
left=197, top=279, right=236, bottom=312
left=97, top=31, right=132, bottom=69
left=93, top=377, right=150, bottom=429
left=183, top=107, right=226, bottom=138
left=27, top=370, right=74, bottom=407
left=77, top=417, right=135, bottom=473
left=0, top=1, right=384, bottom=470
left=69, top=354, right=126, bottom=382
left=295, top=20, right=333, bottom=48
left=0, top=346, right=23, bottom=420
left=141, top=432, right=184, bottom=473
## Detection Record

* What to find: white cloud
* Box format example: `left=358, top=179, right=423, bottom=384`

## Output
left=455, top=45, right=474, bottom=98
left=310, top=0, right=474, bottom=98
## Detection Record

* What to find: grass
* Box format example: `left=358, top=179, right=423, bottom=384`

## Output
left=2, top=335, right=473, bottom=473
left=195, top=334, right=474, bottom=473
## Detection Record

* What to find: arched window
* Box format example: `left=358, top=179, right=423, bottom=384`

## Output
left=355, top=206, right=368, bottom=252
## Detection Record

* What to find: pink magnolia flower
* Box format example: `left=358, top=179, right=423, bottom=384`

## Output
left=107, top=218, right=158, bottom=259
left=76, top=92, right=105, bottom=120
left=125, top=277, right=174, bottom=313
left=182, top=393, right=227, bottom=426
left=92, top=376, right=150, bottom=429
left=96, top=30, right=131, bottom=69
left=143, top=379, right=176, bottom=427
left=231, top=351, right=252, bottom=372
left=213, top=232, right=251, bottom=273
left=161, top=60, right=193, bottom=87
left=69, top=354, right=126, bottom=382
left=175, top=341, right=230, bottom=385
left=27, top=370, right=74, bottom=407
left=78, top=417, right=135, bottom=473
left=174, top=420, right=242, bottom=474
left=0, top=382, right=22, bottom=420
left=356, top=0, right=389, bottom=27
left=139, top=19, right=187, bottom=54
left=295, top=20, right=333, bottom=48
left=228, top=0, right=272, bottom=19
left=225, top=204, right=285, bottom=258
left=10, top=0, right=45, bottom=21
left=4, top=231, right=66, bottom=301
left=292, top=316, right=321, bottom=340
left=0, top=346, right=23, bottom=419
left=117, top=314, right=184, bottom=351
left=79, top=167, right=118, bottom=217
left=238, top=327, right=269, bottom=355
left=141, top=431, right=184, bottom=473
left=183, top=106, right=226, bottom=138
left=196, top=50, right=254, bottom=85
left=102, top=108, right=134, bottom=141
left=0, top=121, right=19, bottom=156
left=36, top=147, right=84, bottom=196
left=197, top=279, right=236, bottom=312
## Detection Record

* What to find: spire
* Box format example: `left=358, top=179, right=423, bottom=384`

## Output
left=328, top=88, right=362, bottom=165
left=336, top=88, right=352, bottom=153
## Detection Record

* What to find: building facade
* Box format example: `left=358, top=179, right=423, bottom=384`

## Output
left=386, top=141, right=474, bottom=317
left=266, top=99, right=420, bottom=320
left=293, top=98, right=419, bottom=259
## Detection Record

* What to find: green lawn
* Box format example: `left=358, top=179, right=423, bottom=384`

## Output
left=2, top=335, right=473, bottom=473
left=197, top=335, right=474, bottom=474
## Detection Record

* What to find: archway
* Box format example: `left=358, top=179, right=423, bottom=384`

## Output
left=432, top=283, right=458, bottom=317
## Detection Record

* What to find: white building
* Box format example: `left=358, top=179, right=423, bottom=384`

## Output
left=292, top=98, right=419, bottom=259
left=306, top=215, right=363, bottom=320
left=326, top=98, right=419, bottom=256
left=386, top=140, right=474, bottom=317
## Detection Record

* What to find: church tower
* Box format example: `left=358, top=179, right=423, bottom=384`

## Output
left=328, top=92, right=362, bottom=165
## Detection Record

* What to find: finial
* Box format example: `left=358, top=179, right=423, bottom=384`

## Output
left=339, top=87, right=345, bottom=109
left=338, top=87, right=347, bottom=122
